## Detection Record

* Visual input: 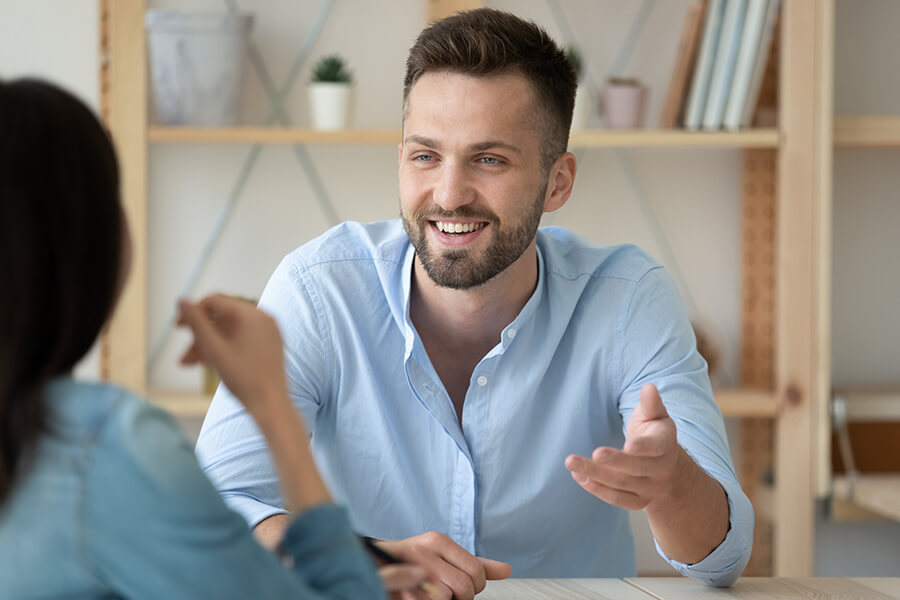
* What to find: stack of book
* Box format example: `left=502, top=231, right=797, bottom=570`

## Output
left=659, top=0, right=780, bottom=131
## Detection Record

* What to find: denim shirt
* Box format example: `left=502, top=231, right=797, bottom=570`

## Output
left=0, top=378, right=385, bottom=599
left=196, top=220, right=754, bottom=585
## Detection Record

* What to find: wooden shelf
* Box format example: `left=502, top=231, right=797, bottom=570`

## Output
left=834, top=116, right=900, bottom=147
left=149, top=127, right=400, bottom=145
left=569, top=128, right=780, bottom=148
left=148, top=389, right=212, bottom=418
left=147, top=386, right=775, bottom=419
left=715, top=388, right=777, bottom=418
left=148, top=126, right=781, bottom=148
left=833, top=474, right=900, bottom=522
left=833, top=387, right=900, bottom=421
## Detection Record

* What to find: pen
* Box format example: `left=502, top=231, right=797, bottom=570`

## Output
left=360, top=536, right=403, bottom=564
left=359, top=536, right=441, bottom=598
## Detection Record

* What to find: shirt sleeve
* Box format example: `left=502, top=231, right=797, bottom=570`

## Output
left=85, top=396, right=385, bottom=599
left=617, top=266, right=754, bottom=587
left=195, top=255, right=332, bottom=527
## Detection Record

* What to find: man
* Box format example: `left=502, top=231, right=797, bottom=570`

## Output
left=196, top=8, right=752, bottom=597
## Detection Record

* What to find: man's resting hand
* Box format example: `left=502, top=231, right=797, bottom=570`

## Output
left=376, top=532, right=511, bottom=600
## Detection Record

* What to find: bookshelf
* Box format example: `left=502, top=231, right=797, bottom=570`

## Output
left=833, top=116, right=900, bottom=147
left=150, top=121, right=900, bottom=148
left=148, top=387, right=778, bottom=420
left=148, top=126, right=781, bottom=148
left=101, top=0, right=832, bottom=578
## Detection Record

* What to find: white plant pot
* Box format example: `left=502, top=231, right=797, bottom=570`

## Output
left=571, top=84, right=592, bottom=131
left=308, top=83, right=353, bottom=130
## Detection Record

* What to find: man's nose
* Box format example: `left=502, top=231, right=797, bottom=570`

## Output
left=433, top=161, right=475, bottom=211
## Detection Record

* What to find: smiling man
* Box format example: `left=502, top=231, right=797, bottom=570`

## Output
left=196, top=8, right=753, bottom=598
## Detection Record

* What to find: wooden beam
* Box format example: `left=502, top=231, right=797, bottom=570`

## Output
left=814, top=0, right=835, bottom=504
left=739, top=148, right=777, bottom=575
left=102, top=0, right=147, bottom=391
left=833, top=475, right=900, bottom=523
left=427, top=0, right=482, bottom=23
left=773, top=0, right=832, bottom=577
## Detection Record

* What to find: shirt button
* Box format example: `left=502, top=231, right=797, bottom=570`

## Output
left=477, top=375, right=488, bottom=387
left=507, top=329, right=517, bottom=339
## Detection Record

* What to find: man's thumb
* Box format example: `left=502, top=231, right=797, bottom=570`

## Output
left=638, top=383, right=668, bottom=421
left=478, top=557, right=512, bottom=580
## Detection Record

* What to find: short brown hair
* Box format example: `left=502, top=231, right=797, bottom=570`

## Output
left=403, top=8, right=576, bottom=171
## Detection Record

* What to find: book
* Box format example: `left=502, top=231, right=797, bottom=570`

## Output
left=740, top=0, right=781, bottom=127
left=723, top=0, right=769, bottom=131
left=702, top=0, right=749, bottom=130
left=658, top=1, right=707, bottom=129
left=683, top=0, right=727, bottom=130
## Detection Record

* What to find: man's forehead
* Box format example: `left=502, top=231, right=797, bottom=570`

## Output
left=404, top=70, right=541, bottom=136
left=407, top=69, right=536, bottom=103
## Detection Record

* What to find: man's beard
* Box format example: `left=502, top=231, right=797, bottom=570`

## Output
left=401, top=185, right=546, bottom=290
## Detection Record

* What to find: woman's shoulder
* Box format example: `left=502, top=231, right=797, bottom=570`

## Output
left=43, top=377, right=173, bottom=446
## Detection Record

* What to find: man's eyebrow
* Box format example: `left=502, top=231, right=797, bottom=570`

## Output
left=469, top=140, right=523, bottom=155
left=404, top=135, right=441, bottom=149
left=403, top=135, right=522, bottom=155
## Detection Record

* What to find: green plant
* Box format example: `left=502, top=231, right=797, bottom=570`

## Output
left=311, top=55, right=353, bottom=84
left=565, top=46, right=583, bottom=81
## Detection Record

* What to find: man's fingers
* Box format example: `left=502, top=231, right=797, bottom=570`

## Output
left=566, top=455, right=647, bottom=495
left=429, top=562, right=475, bottom=600
left=477, top=557, right=512, bottom=581
left=422, top=533, right=486, bottom=596
left=569, top=470, right=646, bottom=510
left=426, top=582, right=453, bottom=600
left=378, top=564, right=428, bottom=592
left=638, top=383, right=668, bottom=420
left=590, top=447, right=656, bottom=477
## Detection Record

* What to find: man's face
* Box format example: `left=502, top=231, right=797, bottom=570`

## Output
left=399, top=71, right=549, bottom=289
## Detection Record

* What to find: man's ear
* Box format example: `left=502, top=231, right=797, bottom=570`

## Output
left=397, top=143, right=403, bottom=166
left=543, top=152, right=577, bottom=213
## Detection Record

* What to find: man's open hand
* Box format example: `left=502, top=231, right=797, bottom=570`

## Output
left=565, top=383, right=688, bottom=511
left=376, top=532, right=511, bottom=600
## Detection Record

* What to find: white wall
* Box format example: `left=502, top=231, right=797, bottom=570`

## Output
left=0, top=0, right=102, bottom=380
left=2, top=0, right=898, bottom=578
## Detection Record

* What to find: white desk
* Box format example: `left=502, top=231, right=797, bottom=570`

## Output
left=478, top=577, right=900, bottom=599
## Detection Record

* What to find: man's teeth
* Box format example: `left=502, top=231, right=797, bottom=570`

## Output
left=435, top=221, right=486, bottom=234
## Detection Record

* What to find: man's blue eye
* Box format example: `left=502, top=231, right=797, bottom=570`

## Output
left=414, top=155, right=433, bottom=162
left=480, top=157, right=500, bottom=165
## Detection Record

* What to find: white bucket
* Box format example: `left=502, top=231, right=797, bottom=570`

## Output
left=145, top=11, right=253, bottom=126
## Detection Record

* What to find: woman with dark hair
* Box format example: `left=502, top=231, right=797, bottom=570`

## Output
left=0, top=79, right=425, bottom=598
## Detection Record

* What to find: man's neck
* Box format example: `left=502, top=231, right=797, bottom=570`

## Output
left=409, top=241, right=539, bottom=354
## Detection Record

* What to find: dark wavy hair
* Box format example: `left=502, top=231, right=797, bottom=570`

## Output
left=403, top=8, right=577, bottom=172
left=0, top=79, right=123, bottom=503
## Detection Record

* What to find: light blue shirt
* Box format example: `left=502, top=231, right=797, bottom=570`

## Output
left=196, top=220, right=753, bottom=586
left=0, top=377, right=385, bottom=599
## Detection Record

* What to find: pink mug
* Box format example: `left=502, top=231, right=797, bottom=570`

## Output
left=601, top=79, right=647, bottom=129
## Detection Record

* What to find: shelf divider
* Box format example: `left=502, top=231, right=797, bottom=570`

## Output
left=148, top=126, right=781, bottom=148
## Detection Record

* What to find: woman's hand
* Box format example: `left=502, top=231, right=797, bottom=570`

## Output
left=177, top=294, right=288, bottom=418
left=177, top=294, right=330, bottom=511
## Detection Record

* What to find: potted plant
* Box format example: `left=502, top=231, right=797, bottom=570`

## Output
left=566, top=46, right=591, bottom=131
left=308, top=54, right=353, bottom=131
